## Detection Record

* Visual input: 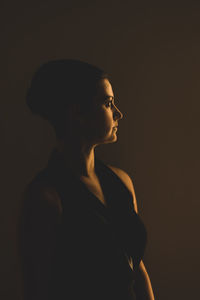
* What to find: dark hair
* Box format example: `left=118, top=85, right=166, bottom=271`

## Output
left=26, top=59, right=109, bottom=139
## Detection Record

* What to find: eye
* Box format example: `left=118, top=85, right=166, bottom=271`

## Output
left=105, top=100, right=113, bottom=108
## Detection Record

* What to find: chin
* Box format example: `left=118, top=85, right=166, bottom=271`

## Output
left=92, top=130, right=118, bottom=145
left=102, top=133, right=118, bottom=144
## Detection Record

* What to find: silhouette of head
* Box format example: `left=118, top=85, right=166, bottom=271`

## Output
left=26, top=59, right=124, bottom=148
left=26, top=59, right=109, bottom=140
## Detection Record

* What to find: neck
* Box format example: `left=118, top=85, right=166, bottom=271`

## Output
left=56, top=138, right=97, bottom=179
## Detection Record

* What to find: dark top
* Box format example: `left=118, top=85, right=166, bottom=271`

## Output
left=21, top=148, right=147, bottom=300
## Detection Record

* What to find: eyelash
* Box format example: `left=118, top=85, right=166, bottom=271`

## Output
left=105, top=100, right=113, bottom=108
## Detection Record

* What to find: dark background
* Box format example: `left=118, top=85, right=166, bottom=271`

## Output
left=1, top=1, right=200, bottom=299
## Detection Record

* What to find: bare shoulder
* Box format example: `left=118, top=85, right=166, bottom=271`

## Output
left=106, top=164, right=138, bottom=213
left=23, top=182, right=63, bottom=218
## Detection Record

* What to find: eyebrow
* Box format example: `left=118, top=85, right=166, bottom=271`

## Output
left=105, top=96, right=114, bottom=100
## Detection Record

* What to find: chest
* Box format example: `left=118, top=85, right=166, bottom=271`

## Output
left=79, top=176, right=108, bottom=208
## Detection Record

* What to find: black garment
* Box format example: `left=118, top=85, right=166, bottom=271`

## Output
left=25, top=148, right=147, bottom=300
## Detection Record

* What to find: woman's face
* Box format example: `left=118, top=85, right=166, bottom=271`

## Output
left=81, top=78, right=124, bottom=145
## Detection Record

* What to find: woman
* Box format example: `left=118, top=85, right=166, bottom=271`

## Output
left=19, top=59, right=155, bottom=300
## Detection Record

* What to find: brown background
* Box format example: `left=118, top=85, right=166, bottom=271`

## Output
left=1, top=1, right=200, bottom=299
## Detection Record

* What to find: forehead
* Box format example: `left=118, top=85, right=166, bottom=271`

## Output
left=96, top=78, right=114, bottom=99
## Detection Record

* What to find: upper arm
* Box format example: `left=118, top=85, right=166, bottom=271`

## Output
left=20, top=184, right=63, bottom=299
left=107, top=165, right=139, bottom=214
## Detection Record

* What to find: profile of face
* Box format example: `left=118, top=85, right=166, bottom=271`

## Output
left=62, top=78, right=123, bottom=148
left=77, top=78, right=124, bottom=146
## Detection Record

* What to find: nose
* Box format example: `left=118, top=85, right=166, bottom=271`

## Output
left=113, top=104, right=123, bottom=121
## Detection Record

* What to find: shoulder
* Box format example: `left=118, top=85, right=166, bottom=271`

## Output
left=105, top=164, right=134, bottom=194
left=106, top=164, right=138, bottom=213
left=20, top=184, right=63, bottom=298
left=23, top=181, right=63, bottom=221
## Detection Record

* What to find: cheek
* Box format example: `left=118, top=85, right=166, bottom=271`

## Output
left=94, top=110, right=112, bottom=132
left=83, top=108, right=113, bottom=138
